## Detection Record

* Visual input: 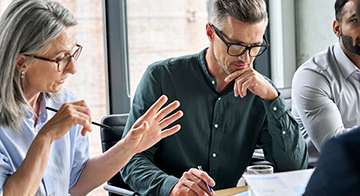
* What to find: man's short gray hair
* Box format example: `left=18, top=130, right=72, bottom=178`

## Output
left=209, top=0, right=268, bottom=30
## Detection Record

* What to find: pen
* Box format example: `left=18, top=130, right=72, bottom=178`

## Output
left=46, top=107, right=115, bottom=130
left=197, top=165, right=214, bottom=195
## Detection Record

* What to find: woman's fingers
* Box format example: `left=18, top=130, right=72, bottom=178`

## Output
left=55, top=101, right=93, bottom=136
left=160, top=124, right=182, bottom=139
left=143, top=95, right=168, bottom=118
left=132, top=95, right=182, bottom=138
left=153, top=100, right=180, bottom=122
left=64, top=100, right=92, bottom=122
left=76, top=112, right=92, bottom=135
left=158, top=110, right=183, bottom=129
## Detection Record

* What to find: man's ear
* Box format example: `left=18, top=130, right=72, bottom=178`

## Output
left=206, top=23, right=214, bottom=41
left=16, top=54, right=26, bottom=71
left=333, top=20, right=341, bottom=38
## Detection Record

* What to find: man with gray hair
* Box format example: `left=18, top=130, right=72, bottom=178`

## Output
left=121, top=0, right=308, bottom=195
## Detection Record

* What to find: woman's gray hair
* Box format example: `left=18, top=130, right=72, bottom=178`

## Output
left=0, top=0, right=77, bottom=132
left=209, top=0, right=268, bottom=30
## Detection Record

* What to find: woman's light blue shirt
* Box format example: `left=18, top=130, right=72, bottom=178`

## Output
left=0, top=88, right=89, bottom=196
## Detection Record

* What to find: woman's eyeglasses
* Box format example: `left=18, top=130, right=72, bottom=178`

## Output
left=24, top=44, right=83, bottom=72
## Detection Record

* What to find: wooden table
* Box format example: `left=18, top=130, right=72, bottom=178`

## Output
left=215, top=186, right=248, bottom=196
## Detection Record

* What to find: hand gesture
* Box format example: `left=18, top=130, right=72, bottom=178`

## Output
left=224, top=67, right=278, bottom=100
left=170, top=168, right=215, bottom=196
left=41, top=100, right=92, bottom=141
left=122, top=95, right=183, bottom=154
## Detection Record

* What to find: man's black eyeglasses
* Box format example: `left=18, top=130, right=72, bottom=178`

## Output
left=24, top=44, right=83, bottom=72
left=210, top=24, right=269, bottom=57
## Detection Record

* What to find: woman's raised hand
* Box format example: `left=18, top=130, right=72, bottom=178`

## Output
left=123, top=95, right=183, bottom=154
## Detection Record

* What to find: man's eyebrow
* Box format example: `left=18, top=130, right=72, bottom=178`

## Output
left=348, top=13, right=358, bottom=19
left=223, top=33, right=262, bottom=45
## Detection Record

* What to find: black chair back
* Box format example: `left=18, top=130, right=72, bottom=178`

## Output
left=100, top=114, right=133, bottom=195
left=278, top=87, right=292, bottom=110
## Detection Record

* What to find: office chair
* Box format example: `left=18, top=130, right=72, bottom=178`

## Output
left=278, top=87, right=292, bottom=110
left=100, top=114, right=140, bottom=196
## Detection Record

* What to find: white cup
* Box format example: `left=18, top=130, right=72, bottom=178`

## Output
left=246, top=165, right=273, bottom=196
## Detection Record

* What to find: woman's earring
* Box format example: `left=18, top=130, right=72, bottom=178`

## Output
left=20, top=71, right=25, bottom=79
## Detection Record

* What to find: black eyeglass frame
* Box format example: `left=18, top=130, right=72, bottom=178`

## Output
left=23, top=44, right=83, bottom=72
left=210, top=24, right=269, bottom=57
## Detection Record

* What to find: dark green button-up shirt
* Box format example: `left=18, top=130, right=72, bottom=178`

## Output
left=121, top=49, right=308, bottom=196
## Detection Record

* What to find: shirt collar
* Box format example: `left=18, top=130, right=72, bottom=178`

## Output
left=24, top=93, right=48, bottom=124
left=198, top=48, right=213, bottom=81
left=198, top=48, right=235, bottom=94
left=334, top=41, right=359, bottom=79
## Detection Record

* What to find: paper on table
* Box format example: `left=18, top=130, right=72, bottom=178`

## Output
left=242, top=169, right=314, bottom=196
left=232, top=191, right=248, bottom=196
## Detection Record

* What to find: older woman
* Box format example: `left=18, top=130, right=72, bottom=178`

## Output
left=0, top=0, right=183, bottom=195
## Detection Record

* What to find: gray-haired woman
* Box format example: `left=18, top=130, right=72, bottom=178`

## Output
left=0, top=0, right=183, bottom=195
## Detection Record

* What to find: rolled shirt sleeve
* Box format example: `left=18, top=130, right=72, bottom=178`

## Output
left=0, top=143, right=13, bottom=195
left=260, top=92, right=308, bottom=171
left=69, top=124, right=90, bottom=188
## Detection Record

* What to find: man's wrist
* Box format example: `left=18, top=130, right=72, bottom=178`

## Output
left=262, top=90, right=279, bottom=101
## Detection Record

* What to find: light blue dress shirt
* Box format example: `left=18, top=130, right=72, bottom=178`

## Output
left=0, top=87, right=89, bottom=196
left=292, top=41, right=360, bottom=167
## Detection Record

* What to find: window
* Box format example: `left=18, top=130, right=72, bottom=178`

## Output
left=106, top=0, right=271, bottom=112
left=127, top=0, right=209, bottom=98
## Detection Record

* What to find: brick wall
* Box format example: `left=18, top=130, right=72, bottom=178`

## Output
left=127, top=0, right=209, bottom=97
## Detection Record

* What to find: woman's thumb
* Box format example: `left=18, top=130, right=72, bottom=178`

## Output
left=133, top=121, right=149, bottom=134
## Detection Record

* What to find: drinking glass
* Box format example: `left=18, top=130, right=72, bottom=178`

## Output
left=246, top=165, right=273, bottom=196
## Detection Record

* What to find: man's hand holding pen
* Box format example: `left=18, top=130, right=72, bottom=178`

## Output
left=170, top=167, right=215, bottom=196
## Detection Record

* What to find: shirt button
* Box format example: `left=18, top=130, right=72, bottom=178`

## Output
left=214, top=124, right=218, bottom=128
left=212, top=81, right=215, bottom=85
left=212, top=153, right=217, bottom=158
left=218, top=97, right=221, bottom=101
left=282, top=131, right=286, bottom=135
left=273, top=106, right=277, bottom=111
